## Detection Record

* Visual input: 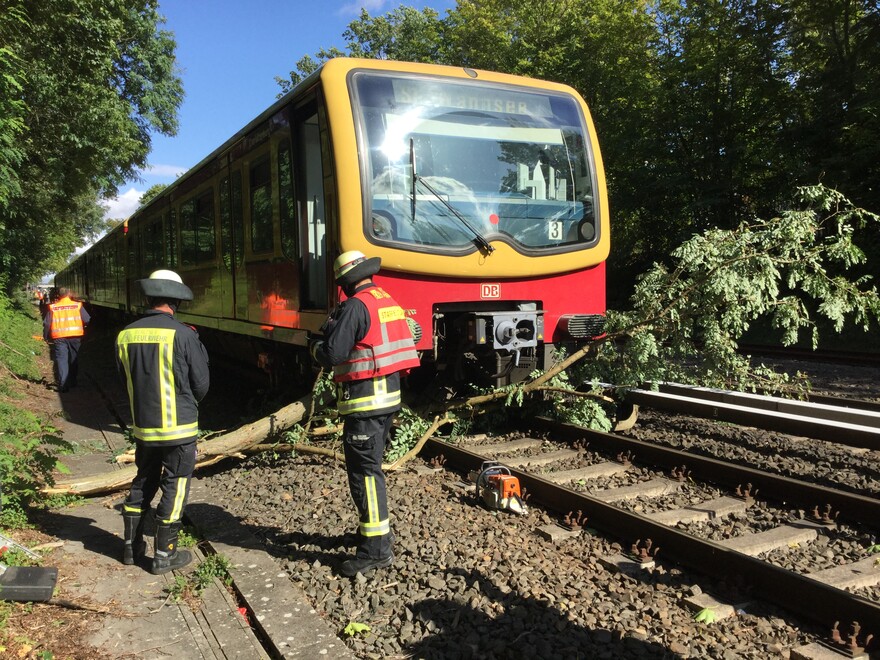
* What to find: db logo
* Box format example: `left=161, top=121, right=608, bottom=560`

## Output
left=480, top=283, right=501, bottom=299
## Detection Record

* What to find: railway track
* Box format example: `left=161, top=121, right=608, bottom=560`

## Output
left=738, top=344, right=880, bottom=368
left=419, top=393, right=880, bottom=654
left=625, top=382, right=880, bottom=449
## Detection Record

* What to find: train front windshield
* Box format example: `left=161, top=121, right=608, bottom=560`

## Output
left=353, top=72, right=599, bottom=254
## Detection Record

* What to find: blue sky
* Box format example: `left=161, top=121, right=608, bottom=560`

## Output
left=102, top=0, right=455, bottom=220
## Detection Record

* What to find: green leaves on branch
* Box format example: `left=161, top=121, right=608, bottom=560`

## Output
left=386, top=407, right=431, bottom=462
left=585, top=186, right=880, bottom=393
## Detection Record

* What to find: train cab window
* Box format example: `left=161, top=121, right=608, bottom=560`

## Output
left=278, top=143, right=297, bottom=260
left=353, top=73, right=599, bottom=254
left=250, top=159, right=273, bottom=254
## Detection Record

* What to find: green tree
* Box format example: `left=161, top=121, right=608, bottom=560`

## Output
left=139, top=183, right=169, bottom=208
left=787, top=0, right=880, bottom=211
left=607, top=1, right=798, bottom=296
left=275, top=7, right=447, bottom=93
left=0, top=0, right=183, bottom=293
left=583, top=186, right=880, bottom=393
left=0, top=4, right=28, bottom=210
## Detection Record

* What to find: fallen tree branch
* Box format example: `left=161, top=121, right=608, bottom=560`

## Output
left=385, top=413, right=453, bottom=472
left=44, top=395, right=311, bottom=496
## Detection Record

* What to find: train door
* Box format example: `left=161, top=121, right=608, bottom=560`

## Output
left=292, top=98, right=329, bottom=311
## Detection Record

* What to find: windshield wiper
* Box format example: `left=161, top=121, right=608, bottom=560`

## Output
left=409, top=138, right=494, bottom=255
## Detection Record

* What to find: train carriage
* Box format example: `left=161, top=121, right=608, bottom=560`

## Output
left=58, top=58, right=609, bottom=386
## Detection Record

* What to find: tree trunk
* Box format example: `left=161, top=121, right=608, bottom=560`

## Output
left=45, top=396, right=310, bottom=496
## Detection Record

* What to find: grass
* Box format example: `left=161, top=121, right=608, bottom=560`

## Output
left=0, top=290, right=73, bottom=529
left=166, top=553, right=233, bottom=606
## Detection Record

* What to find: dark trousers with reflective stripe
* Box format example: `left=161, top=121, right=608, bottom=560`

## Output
left=124, top=441, right=197, bottom=524
left=342, top=413, right=394, bottom=560
left=52, top=337, right=81, bottom=390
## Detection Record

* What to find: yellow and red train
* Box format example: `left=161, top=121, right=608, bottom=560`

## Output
left=57, top=58, right=609, bottom=386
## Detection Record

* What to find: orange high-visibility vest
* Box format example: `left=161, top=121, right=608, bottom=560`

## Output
left=49, top=297, right=85, bottom=339
left=333, top=286, right=420, bottom=383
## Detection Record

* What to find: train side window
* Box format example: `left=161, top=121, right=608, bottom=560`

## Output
left=231, top=171, right=244, bottom=265
left=180, top=191, right=216, bottom=265
left=278, top=143, right=297, bottom=260
left=196, top=190, right=216, bottom=261
left=127, top=222, right=140, bottom=280
left=250, top=158, right=273, bottom=254
left=166, top=210, right=178, bottom=267
left=180, top=198, right=197, bottom=265
left=142, top=218, right=163, bottom=270
left=220, top=176, right=232, bottom=270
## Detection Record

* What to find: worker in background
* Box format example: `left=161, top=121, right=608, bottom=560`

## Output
left=309, top=251, right=420, bottom=577
left=43, top=287, right=90, bottom=392
left=116, top=270, right=210, bottom=574
left=39, top=293, right=48, bottom=317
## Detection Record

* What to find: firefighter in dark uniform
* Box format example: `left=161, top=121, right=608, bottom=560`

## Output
left=43, top=287, right=90, bottom=392
left=116, top=270, right=210, bottom=574
left=310, top=250, right=420, bottom=577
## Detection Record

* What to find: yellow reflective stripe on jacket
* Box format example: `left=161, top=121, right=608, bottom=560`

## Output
left=336, top=376, right=401, bottom=415
left=160, top=339, right=175, bottom=429
left=132, top=421, right=199, bottom=442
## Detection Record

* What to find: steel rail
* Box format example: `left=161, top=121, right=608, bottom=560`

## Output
left=626, top=385, right=880, bottom=450
left=737, top=344, right=880, bottom=368
left=807, top=393, right=880, bottom=415
left=422, top=433, right=880, bottom=635
left=655, top=382, right=880, bottom=425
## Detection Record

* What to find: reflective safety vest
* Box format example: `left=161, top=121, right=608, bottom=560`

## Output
left=48, top=297, right=85, bottom=339
left=333, top=286, right=420, bottom=383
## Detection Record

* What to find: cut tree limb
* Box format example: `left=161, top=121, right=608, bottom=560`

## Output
left=44, top=396, right=310, bottom=496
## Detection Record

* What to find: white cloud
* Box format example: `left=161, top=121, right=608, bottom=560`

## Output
left=101, top=186, right=144, bottom=220
left=144, top=163, right=188, bottom=178
left=337, top=0, right=387, bottom=17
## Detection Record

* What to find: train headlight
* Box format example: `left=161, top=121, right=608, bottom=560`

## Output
left=578, top=220, right=595, bottom=241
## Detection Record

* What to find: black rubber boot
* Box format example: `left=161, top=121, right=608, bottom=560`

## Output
left=151, top=523, right=192, bottom=575
left=340, top=553, right=394, bottom=577
left=122, top=510, right=147, bottom=566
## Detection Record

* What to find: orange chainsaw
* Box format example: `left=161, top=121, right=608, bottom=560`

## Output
left=475, top=461, right=528, bottom=515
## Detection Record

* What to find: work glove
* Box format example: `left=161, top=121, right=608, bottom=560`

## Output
left=309, top=339, right=324, bottom=362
